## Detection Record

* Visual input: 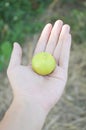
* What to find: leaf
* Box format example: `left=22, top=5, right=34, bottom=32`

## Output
left=1, top=41, right=12, bottom=61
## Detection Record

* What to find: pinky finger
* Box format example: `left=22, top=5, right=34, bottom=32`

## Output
left=59, top=34, right=72, bottom=71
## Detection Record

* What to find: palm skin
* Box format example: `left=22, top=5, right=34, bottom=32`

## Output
left=7, top=20, right=71, bottom=114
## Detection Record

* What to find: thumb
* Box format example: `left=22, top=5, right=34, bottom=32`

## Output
left=8, top=42, right=22, bottom=70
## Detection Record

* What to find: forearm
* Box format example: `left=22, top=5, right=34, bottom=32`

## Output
left=0, top=94, right=47, bottom=130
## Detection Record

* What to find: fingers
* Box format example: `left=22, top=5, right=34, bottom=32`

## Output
left=34, top=23, right=52, bottom=55
left=53, top=24, right=70, bottom=64
left=7, top=42, right=22, bottom=71
left=33, top=20, right=71, bottom=73
left=59, top=33, right=71, bottom=71
left=45, top=20, right=63, bottom=54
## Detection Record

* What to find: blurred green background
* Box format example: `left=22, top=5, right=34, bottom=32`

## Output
left=0, top=0, right=51, bottom=70
left=0, top=1, right=86, bottom=129
left=0, top=0, right=86, bottom=71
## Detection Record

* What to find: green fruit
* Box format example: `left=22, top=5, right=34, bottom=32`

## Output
left=32, top=52, right=56, bottom=75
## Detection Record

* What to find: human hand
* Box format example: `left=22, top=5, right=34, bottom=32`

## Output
left=7, top=20, right=71, bottom=114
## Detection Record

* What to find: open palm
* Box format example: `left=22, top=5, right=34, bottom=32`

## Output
left=7, top=20, right=71, bottom=113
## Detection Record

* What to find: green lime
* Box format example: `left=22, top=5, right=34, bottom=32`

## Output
left=32, top=52, right=56, bottom=75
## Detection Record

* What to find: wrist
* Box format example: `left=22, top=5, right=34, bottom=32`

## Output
left=0, top=91, right=47, bottom=130
left=14, top=94, right=47, bottom=130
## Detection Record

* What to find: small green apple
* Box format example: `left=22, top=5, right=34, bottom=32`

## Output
left=32, top=52, right=56, bottom=75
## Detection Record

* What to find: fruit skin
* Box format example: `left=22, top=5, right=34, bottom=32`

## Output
left=32, top=52, right=56, bottom=75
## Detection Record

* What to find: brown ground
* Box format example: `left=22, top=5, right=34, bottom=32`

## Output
left=0, top=1, right=86, bottom=130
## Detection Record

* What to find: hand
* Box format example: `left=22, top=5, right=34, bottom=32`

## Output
left=7, top=20, right=71, bottom=114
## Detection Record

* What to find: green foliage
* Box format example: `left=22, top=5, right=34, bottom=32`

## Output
left=0, top=0, right=86, bottom=71
left=61, top=0, right=85, bottom=5
left=50, top=1, right=86, bottom=44
left=1, top=41, right=12, bottom=59
left=0, top=41, right=12, bottom=71
left=0, top=0, right=51, bottom=43
left=0, top=0, right=51, bottom=71
left=69, top=9, right=86, bottom=44
left=57, top=9, right=86, bottom=44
